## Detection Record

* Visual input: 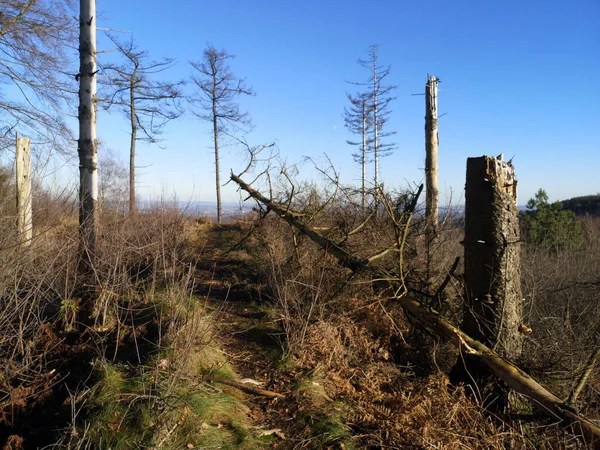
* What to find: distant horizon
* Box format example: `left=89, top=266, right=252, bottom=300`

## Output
left=135, top=194, right=600, bottom=218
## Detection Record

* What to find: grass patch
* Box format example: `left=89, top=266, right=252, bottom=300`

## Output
left=68, top=302, right=267, bottom=450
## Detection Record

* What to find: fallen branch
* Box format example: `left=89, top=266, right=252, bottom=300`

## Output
left=568, top=347, right=600, bottom=407
left=211, top=378, right=285, bottom=398
left=231, top=172, right=369, bottom=272
left=398, top=297, right=600, bottom=448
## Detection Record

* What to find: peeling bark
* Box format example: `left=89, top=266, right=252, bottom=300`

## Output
left=425, top=75, right=439, bottom=241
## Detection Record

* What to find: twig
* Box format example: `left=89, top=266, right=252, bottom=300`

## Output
left=567, top=347, right=600, bottom=407
left=210, top=378, right=285, bottom=398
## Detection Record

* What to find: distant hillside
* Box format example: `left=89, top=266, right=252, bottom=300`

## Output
left=561, top=194, right=600, bottom=216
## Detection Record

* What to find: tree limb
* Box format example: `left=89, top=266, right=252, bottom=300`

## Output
left=231, top=173, right=369, bottom=272
left=567, top=347, right=600, bottom=407
left=211, top=378, right=284, bottom=398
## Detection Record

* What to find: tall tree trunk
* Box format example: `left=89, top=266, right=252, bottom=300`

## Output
left=78, top=0, right=98, bottom=270
left=373, top=57, right=379, bottom=190
left=129, top=81, right=136, bottom=215
left=425, top=75, right=439, bottom=280
left=361, top=99, right=367, bottom=209
left=15, top=136, right=32, bottom=246
left=425, top=75, right=439, bottom=240
left=212, top=101, right=221, bottom=224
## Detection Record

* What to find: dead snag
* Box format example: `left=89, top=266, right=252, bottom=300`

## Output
left=424, top=75, right=439, bottom=278
left=454, top=155, right=523, bottom=409
left=462, top=155, right=523, bottom=358
left=16, top=136, right=32, bottom=246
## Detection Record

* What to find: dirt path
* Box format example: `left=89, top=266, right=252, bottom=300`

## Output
left=190, top=224, right=305, bottom=448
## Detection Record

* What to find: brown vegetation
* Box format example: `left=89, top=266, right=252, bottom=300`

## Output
left=1, top=163, right=600, bottom=449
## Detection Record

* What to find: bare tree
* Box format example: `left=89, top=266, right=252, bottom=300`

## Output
left=98, top=145, right=128, bottom=212
left=189, top=45, right=254, bottom=224
left=0, top=0, right=76, bottom=150
left=78, top=0, right=98, bottom=271
left=343, top=91, right=373, bottom=209
left=102, top=36, right=184, bottom=214
left=351, top=45, right=397, bottom=189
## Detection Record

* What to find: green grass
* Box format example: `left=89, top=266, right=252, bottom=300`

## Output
left=71, top=307, right=269, bottom=450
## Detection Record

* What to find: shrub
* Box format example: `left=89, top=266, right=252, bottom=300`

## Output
left=520, top=189, right=584, bottom=251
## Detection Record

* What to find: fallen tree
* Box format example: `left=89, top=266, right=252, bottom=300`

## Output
left=231, top=172, right=600, bottom=448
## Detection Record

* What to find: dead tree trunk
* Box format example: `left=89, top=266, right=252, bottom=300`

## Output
left=15, top=136, right=32, bottom=246
left=425, top=75, right=439, bottom=241
left=455, top=155, right=523, bottom=409
left=424, top=75, right=439, bottom=285
left=462, top=155, right=522, bottom=358
left=78, top=0, right=98, bottom=270
left=213, top=101, right=222, bottom=224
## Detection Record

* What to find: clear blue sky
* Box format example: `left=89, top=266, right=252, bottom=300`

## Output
left=91, top=0, right=599, bottom=206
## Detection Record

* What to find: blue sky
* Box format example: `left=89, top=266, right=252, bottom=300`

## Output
left=88, top=0, right=599, bottom=206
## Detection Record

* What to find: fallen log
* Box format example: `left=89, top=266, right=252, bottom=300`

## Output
left=231, top=172, right=369, bottom=272
left=231, top=173, right=600, bottom=448
left=398, top=297, right=600, bottom=448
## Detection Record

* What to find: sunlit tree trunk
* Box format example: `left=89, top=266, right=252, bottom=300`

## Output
left=212, top=97, right=222, bottom=224
left=129, top=78, right=137, bottom=214
left=373, top=58, right=379, bottom=189
left=425, top=75, right=439, bottom=278
left=16, top=136, right=32, bottom=246
left=361, top=99, right=367, bottom=209
left=78, top=0, right=98, bottom=268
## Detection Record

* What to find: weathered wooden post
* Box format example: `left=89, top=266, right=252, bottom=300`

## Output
left=425, top=76, right=439, bottom=241
left=16, top=136, right=33, bottom=246
left=462, top=155, right=522, bottom=359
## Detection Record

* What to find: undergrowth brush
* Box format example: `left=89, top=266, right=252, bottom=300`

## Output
left=245, top=194, right=594, bottom=448
left=0, top=197, right=265, bottom=449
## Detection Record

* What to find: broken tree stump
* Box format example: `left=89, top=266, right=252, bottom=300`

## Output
left=462, top=155, right=522, bottom=358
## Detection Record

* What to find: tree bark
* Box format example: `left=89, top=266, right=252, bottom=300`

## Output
left=425, top=75, right=439, bottom=242
left=373, top=55, right=379, bottom=190
left=15, top=136, right=32, bottom=246
left=213, top=103, right=221, bottom=224
left=462, top=155, right=522, bottom=358
left=78, top=0, right=98, bottom=270
left=361, top=99, right=367, bottom=209
left=129, top=80, right=136, bottom=215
